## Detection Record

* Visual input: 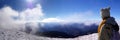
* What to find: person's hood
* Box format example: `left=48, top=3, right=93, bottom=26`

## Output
left=105, top=17, right=117, bottom=25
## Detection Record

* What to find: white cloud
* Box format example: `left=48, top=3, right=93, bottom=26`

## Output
left=82, top=20, right=100, bottom=25
left=20, top=4, right=43, bottom=21
left=41, top=18, right=64, bottom=23
left=0, top=6, right=18, bottom=22
left=0, top=4, right=44, bottom=31
left=0, top=6, right=21, bottom=29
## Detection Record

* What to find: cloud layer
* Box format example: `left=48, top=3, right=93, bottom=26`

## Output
left=0, top=6, right=20, bottom=29
left=20, top=4, right=43, bottom=21
left=0, top=4, right=43, bottom=32
left=42, top=18, right=64, bottom=23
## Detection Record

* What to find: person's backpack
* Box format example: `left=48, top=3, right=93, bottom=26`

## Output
left=99, top=17, right=119, bottom=40
left=105, top=17, right=119, bottom=40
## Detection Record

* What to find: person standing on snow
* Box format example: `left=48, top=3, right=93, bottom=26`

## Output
left=98, top=7, right=119, bottom=40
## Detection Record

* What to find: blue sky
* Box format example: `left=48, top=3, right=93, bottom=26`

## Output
left=0, top=0, right=120, bottom=22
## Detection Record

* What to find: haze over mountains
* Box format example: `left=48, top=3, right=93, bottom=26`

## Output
left=33, top=22, right=98, bottom=38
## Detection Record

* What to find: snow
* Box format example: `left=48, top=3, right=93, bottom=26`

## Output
left=0, top=28, right=98, bottom=40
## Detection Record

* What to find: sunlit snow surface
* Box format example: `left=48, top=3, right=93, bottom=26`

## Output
left=0, top=28, right=98, bottom=40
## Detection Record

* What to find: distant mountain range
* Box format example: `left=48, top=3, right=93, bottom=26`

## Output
left=25, top=22, right=98, bottom=38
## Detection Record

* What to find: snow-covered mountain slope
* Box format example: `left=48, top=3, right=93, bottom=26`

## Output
left=0, top=28, right=98, bottom=40
left=1, top=27, right=120, bottom=40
